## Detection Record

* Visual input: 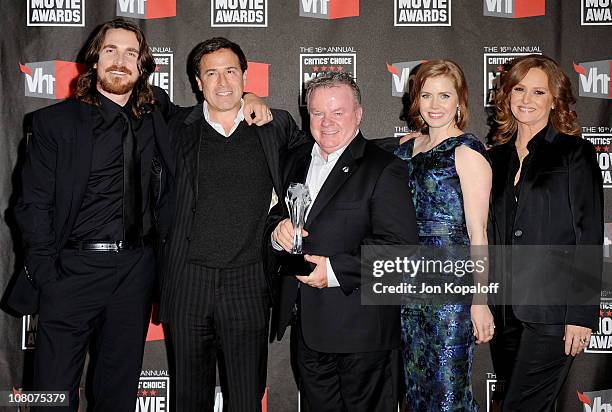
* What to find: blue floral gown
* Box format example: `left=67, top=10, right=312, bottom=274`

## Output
left=394, top=134, right=488, bottom=412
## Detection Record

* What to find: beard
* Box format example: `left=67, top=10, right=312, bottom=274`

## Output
left=98, top=65, right=137, bottom=95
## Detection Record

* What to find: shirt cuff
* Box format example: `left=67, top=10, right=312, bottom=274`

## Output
left=271, top=234, right=283, bottom=251
left=326, top=258, right=340, bottom=288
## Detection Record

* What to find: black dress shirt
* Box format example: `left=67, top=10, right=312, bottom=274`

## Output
left=70, top=93, right=155, bottom=241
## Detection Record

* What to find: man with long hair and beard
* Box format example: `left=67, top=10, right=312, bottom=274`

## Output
left=9, top=18, right=271, bottom=411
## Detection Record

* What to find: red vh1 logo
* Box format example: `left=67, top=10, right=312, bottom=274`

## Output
left=20, top=60, right=84, bottom=99
left=483, top=0, right=545, bottom=18
left=146, top=320, right=164, bottom=342
left=574, top=60, right=612, bottom=99
left=299, top=0, right=359, bottom=20
left=146, top=305, right=165, bottom=342
left=578, top=389, right=612, bottom=412
left=244, top=61, right=270, bottom=97
left=387, top=60, right=426, bottom=97
left=117, top=0, right=176, bottom=19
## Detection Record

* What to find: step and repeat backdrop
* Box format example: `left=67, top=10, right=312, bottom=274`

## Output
left=1, top=0, right=612, bottom=411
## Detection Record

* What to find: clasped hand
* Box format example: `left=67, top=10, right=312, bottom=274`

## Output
left=243, top=93, right=273, bottom=126
left=272, top=219, right=328, bottom=288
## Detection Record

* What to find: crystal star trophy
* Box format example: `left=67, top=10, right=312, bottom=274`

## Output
left=285, top=183, right=312, bottom=254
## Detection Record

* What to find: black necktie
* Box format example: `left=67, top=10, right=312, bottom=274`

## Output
left=120, top=111, right=142, bottom=244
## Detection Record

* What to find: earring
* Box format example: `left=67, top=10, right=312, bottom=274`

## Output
left=456, top=105, right=461, bottom=122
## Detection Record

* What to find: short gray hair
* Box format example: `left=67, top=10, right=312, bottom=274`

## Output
left=305, top=72, right=361, bottom=107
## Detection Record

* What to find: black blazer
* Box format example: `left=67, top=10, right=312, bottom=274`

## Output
left=6, top=87, right=176, bottom=315
left=157, top=106, right=307, bottom=322
left=488, top=126, right=603, bottom=330
left=267, top=134, right=418, bottom=353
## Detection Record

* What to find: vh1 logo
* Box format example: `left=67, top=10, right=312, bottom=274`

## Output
left=574, top=60, right=612, bottom=99
left=578, top=389, right=612, bottom=412
left=20, top=61, right=84, bottom=99
left=387, top=61, right=425, bottom=97
left=299, top=0, right=359, bottom=19
left=117, top=0, right=176, bottom=19
left=244, top=61, right=270, bottom=97
left=483, top=0, right=545, bottom=18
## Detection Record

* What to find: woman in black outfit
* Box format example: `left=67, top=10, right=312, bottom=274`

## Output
left=487, top=54, right=603, bottom=411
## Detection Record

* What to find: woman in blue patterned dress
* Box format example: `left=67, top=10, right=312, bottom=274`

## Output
left=394, top=60, right=495, bottom=411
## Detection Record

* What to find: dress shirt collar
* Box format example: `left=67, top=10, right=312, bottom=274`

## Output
left=97, top=91, right=130, bottom=123
left=310, top=129, right=359, bottom=164
left=511, top=123, right=550, bottom=153
left=203, top=99, right=245, bottom=137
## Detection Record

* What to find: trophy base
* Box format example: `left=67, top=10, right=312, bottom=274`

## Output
left=280, top=254, right=316, bottom=276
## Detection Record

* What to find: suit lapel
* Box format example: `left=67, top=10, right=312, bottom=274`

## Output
left=73, top=102, right=95, bottom=193
left=63, top=101, right=95, bottom=244
left=305, top=134, right=365, bottom=226
left=279, top=143, right=312, bottom=210
left=491, top=143, right=512, bottom=242
left=255, top=123, right=283, bottom=201
left=179, top=105, right=203, bottom=198
left=292, top=148, right=311, bottom=185
left=152, top=109, right=175, bottom=180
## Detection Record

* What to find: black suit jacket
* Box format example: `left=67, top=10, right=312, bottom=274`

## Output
left=267, top=134, right=418, bottom=353
left=6, top=87, right=176, bottom=315
left=488, top=126, right=603, bottom=330
left=157, top=106, right=307, bottom=322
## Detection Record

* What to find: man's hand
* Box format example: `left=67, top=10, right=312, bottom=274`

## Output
left=296, top=255, right=328, bottom=289
left=272, top=219, right=308, bottom=252
left=564, top=324, right=592, bottom=356
left=243, top=93, right=273, bottom=126
left=399, top=130, right=422, bottom=145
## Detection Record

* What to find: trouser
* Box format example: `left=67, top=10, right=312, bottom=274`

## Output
left=33, top=246, right=155, bottom=411
left=295, top=319, right=396, bottom=412
left=490, top=307, right=574, bottom=412
left=166, top=261, right=270, bottom=412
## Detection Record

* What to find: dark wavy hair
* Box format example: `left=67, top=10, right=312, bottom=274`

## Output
left=407, top=59, right=469, bottom=133
left=74, top=18, right=156, bottom=118
left=493, top=54, right=580, bottom=144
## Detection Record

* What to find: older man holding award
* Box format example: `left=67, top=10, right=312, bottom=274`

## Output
left=268, top=72, right=418, bottom=412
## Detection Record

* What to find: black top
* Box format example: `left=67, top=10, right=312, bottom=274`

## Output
left=503, top=125, right=548, bottom=245
left=490, top=125, right=603, bottom=331
left=189, top=118, right=273, bottom=268
left=70, top=93, right=155, bottom=241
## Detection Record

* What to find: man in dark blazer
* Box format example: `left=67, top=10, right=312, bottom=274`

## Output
left=268, top=73, right=418, bottom=412
left=8, top=19, right=175, bottom=411
left=157, top=38, right=307, bottom=411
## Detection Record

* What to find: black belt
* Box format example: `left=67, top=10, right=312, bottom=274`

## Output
left=64, top=239, right=148, bottom=252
